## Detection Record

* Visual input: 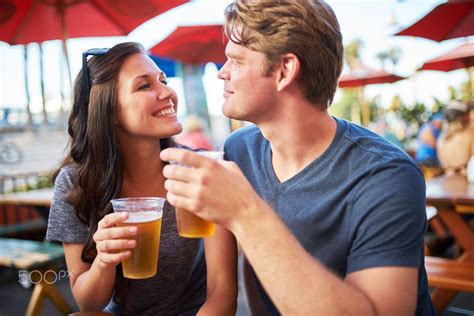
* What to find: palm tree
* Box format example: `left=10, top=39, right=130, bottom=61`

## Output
left=344, top=39, right=363, bottom=69
left=376, top=47, right=401, bottom=71
left=376, top=51, right=389, bottom=70
left=24, top=46, right=34, bottom=130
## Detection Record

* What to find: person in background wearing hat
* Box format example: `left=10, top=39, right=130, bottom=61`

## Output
left=437, top=100, right=474, bottom=176
left=416, top=113, right=444, bottom=172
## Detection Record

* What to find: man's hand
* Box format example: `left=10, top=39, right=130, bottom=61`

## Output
left=160, top=147, right=260, bottom=230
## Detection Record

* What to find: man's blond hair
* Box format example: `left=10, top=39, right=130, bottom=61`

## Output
left=224, top=0, right=343, bottom=108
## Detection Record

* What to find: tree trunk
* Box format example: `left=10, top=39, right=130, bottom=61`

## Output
left=39, top=43, right=48, bottom=126
left=181, top=63, right=211, bottom=129
left=24, top=45, right=33, bottom=131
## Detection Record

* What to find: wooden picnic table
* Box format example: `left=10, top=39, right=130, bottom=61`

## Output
left=0, top=188, right=53, bottom=220
left=425, top=173, right=474, bottom=311
left=0, top=188, right=71, bottom=315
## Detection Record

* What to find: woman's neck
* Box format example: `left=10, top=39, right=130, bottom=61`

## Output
left=119, top=136, right=167, bottom=197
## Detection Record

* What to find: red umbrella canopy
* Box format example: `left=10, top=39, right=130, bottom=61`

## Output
left=395, top=0, right=474, bottom=42
left=0, top=0, right=189, bottom=44
left=150, top=25, right=228, bottom=65
left=338, top=65, right=406, bottom=88
left=419, top=42, right=474, bottom=72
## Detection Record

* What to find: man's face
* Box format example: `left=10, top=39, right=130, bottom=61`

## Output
left=217, top=41, right=278, bottom=124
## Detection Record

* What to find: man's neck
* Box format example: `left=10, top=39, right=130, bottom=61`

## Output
left=259, top=101, right=337, bottom=183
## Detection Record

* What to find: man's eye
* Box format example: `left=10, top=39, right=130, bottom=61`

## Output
left=160, top=79, right=168, bottom=85
left=139, top=83, right=150, bottom=90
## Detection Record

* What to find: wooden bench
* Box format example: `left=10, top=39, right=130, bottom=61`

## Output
left=0, top=237, right=72, bottom=316
left=425, top=255, right=474, bottom=292
left=0, top=218, right=47, bottom=237
left=0, top=203, right=48, bottom=239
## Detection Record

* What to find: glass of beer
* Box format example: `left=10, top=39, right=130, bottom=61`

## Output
left=175, top=151, right=224, bottom=238
left=110, top=197, right=164, bottom=279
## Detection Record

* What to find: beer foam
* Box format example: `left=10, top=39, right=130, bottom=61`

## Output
left=197, top=151, right=224, bottom=160
left=123, top=211, right=162, bottom=223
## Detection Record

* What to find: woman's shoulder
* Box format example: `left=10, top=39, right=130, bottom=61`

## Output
left=55, top=164, right=78, bottom=188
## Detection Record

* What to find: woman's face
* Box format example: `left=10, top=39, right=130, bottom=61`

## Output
left=115, top=53, right=182, bottom=140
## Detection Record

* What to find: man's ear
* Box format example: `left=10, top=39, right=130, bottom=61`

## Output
left=276, top=53, right=300, bottom=92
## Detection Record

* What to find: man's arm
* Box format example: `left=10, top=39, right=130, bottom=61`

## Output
left=160, top=148, right=418, bottom=315
left=232, top=197, right=417, bottom=315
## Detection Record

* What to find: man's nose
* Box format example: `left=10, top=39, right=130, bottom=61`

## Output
left=217, top=61, right=230, bottom=80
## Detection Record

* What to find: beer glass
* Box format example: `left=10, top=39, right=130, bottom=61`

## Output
left=175, top=151, right=223, bottom=238
left=110, top=197, right=164, bottom=279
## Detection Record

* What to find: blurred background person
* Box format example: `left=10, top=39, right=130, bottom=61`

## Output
left=437, top=100, right=473, bottom=176
left=416, top=112, right=444, bottom=178
left=175, top=114, right=214, bottom=150
left=370, top=118, right=404, bottom=149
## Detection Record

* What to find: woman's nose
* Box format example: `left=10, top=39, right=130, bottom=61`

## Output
left=157, top=83, right=174, bottom=100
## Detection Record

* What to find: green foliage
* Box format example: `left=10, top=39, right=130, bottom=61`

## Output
left=396, top=101, right=429, bottom=127
left=5, top=172, right=53, bottom=194
left=329, top=89, right=357, bottom=120
left=344, top=39, right=364, bottom=68
left=376, top=47, right=402, bottom=70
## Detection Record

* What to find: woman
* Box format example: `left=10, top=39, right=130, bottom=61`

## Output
left=437, top=100, right=473, bottom=176
left=46, top=42, right=237, bottom=315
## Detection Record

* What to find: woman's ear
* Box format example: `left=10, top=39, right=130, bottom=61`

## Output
left=276, top=53, right=300, bottom=92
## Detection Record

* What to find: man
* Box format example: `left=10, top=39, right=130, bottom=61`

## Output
left=161, top=1, right=434, bottom=315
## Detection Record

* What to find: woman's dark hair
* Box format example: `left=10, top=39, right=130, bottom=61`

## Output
left=57, top=42, right=173, bottom=263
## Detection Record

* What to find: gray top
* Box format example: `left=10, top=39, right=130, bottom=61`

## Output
left=46, top=165, right=206, bottom=315
left=224, top=118, right=435, bottom=316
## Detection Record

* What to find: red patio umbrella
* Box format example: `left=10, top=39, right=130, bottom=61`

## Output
left=0, top=0, right=189, bottom=79
left=0, top=0, right=189, bottom=44
left=0, top=0, right=188, bottom=127
left=419, top=42, right=474, bottom=96
left=338, top=65, right=406, bottom=126
left=394, top=0, right=474, bottom=42
left=149, top=25, right=227, bottom=65
left=419, top=42, right=474, bottom=72
left=338, top=66, right=406, bottom=88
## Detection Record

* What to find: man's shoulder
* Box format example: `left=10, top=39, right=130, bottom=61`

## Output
left=342, top=120, right=413, bottom=163
left=225, top=124, right=263, bottom=149
left=224, top=124, right=266, bottom=165
left=228, top=124, right=261, bottom=139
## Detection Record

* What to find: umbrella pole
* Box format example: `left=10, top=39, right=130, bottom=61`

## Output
left=58, top=2, right=72, bottom=128
left=181, top=63, right=212, bottom=128
left=359, top=88, right=370, bottom=127
left=24, top=45, right=33, bottom=131
left=469, top=67, right=473, bottom=100
left=39, top=43, right=48, bottom=127
left=61, top=39, right=72, bottom=96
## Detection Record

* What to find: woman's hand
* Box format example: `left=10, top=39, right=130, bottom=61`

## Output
left=92, top=212, right=137, bottom=269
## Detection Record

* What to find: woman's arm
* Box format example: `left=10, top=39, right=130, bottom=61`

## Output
left=198, top=225, right=238, bottom=316
left=64, top=212, right=137, bottom=311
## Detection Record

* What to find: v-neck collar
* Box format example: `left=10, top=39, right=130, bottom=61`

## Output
left=262, top=117, right=346, bottom=192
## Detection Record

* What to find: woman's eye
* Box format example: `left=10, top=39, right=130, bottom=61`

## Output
left=138, top=83, right=150, bottom=90
left=160, top=79, right=168, bottom=85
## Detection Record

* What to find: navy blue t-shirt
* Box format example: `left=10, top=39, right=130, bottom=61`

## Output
left=224, top=117, right=435, bottom=315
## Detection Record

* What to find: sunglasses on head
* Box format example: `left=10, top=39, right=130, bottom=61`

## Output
left=81, top=47, right=109, bottom=104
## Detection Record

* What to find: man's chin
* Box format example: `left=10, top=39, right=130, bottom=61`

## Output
left=222, top=103, right=239, bottom=119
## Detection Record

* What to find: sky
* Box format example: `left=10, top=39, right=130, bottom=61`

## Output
left=0, top=0, right=471, bottom=121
